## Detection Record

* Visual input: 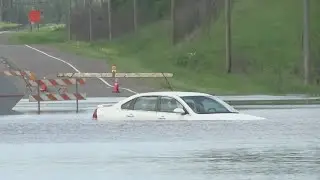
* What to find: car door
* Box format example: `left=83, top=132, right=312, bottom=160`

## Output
left=156, top=96, right=189, bottom=120
left=118, top=98, right=137, bottom=120
left=130, top=96, right=159, bottom=120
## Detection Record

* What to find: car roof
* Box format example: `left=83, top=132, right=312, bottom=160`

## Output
left=133, top=91, right=213, bottom=97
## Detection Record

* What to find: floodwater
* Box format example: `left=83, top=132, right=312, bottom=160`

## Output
left=0, top=99, right=319, bottom=180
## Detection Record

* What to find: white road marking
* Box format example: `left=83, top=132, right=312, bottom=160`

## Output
left=24, top=44, right=138, bottom=94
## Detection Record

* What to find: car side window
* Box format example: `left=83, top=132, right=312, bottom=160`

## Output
left=159, top=96, right=184, bottom=113
left=133, top=96, right=158, bottom=111
left=121, top=99, right=135, bottom=110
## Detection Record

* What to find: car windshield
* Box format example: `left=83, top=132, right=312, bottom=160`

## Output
left=180, top=95, right=237, bottom=114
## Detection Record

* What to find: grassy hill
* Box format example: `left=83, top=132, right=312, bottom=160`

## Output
left=0, top=22, right=21, bottom=30
left=9, top=0, right=320, bottom=95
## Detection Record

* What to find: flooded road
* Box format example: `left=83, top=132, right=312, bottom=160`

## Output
left=0, top=101, right=319, bottom=180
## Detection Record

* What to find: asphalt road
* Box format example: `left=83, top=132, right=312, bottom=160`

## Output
left=0, top=32, right=159, bottom=97
left=0, top=62, right=25, bottom=114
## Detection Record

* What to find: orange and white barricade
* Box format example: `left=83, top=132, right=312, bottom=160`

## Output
left=2, top=70, right=34, bottom=77
left=29, top=93, right=86, bottom=102
left=56, top=71, right=174, bottom=94
left=28, top=77, right=87, bottom=114
left=1, top=70, right=38, bottom=94
left=28, top=78, right=86, bottom=87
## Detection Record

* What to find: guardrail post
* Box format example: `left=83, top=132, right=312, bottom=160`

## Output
left=76, top=78, right=79, bottom=113
left=37, top=80, right=40, bottom=114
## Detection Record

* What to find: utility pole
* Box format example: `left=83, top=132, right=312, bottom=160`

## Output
left=0, top=0, right=3, bottom=21
left=303, top=0, right=310, bottom=85
left=133, top=0, right=137, bottom=31
left=171, top=0, right=175, bottom=44
left=107, top=0, right=112, bottom=40
left=68, top=0, right=71, bottom=40
left=88, top=0, right=92, bottom=41
left=225, top=0, right=232, bottom=73
left=16, top=1, right=20, bottom=23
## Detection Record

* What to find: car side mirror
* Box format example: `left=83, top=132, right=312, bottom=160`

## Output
left=173, top=108, right=186, bottom=115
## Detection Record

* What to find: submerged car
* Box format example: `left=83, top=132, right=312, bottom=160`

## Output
left=92, top=91, right=265, bottom=121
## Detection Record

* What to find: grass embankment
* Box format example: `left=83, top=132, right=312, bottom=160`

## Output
left=9, top=24, right=66, bottom=43
left=8, top=0, right=320, bottom=95
left=0, top=22, right=21, bottom=30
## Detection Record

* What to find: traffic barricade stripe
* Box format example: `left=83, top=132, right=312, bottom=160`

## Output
left=49, top=79, right=58, bottom=86
left=62, top=78, right=73, bottom=85
left=28, top=78, right=86, bottom=87
left=61, top=93, right=71, bottom=100
left=29, top=93, right=86, bottom=102
left=2, top=70, right=33, bottom=77
left=47, top=93, right=58, bottom=101
left=74, top=93, right=84, bottom=100
left=78, top=78, right=85, bottom=84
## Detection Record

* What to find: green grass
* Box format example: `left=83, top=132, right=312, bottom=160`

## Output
left=8, top=0, right=320, bottom=95
left=9, top=24, right=67, bottom=44
left=0, top=21, right=21, bottom=30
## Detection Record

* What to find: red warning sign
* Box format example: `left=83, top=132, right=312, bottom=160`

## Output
left=28, top=10, right=41, bottom=23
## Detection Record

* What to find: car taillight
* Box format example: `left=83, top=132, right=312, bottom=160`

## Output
left=92, top=108, right=98, bottom=120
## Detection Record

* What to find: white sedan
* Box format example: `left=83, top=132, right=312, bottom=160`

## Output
left=92, top=91, right=265, bottom=121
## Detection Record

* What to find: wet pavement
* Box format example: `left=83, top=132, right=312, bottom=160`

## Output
left=0, top=99, right=319, bottom=180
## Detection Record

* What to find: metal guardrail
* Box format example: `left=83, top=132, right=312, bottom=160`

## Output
left=218, top=96, right=320, bottom=105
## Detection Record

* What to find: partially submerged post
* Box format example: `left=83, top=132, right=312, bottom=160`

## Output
left=37, top=79, right=40, bottom=114
left=76, top=78, right=79, bottom=113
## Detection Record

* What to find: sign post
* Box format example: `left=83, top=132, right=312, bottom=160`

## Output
left=37, top=80, right=40, bottom=114
left=76, top=78, right=79, bottom=113
left=111, top=64, right=116, bottom=78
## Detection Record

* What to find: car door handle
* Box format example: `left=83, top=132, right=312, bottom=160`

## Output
left=126, top=114, right=134, bottom=117
left=158, top=116, right=166, bottom=120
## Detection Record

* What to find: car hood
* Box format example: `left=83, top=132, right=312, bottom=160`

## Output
left=192, top=113, right=265, bottom=121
